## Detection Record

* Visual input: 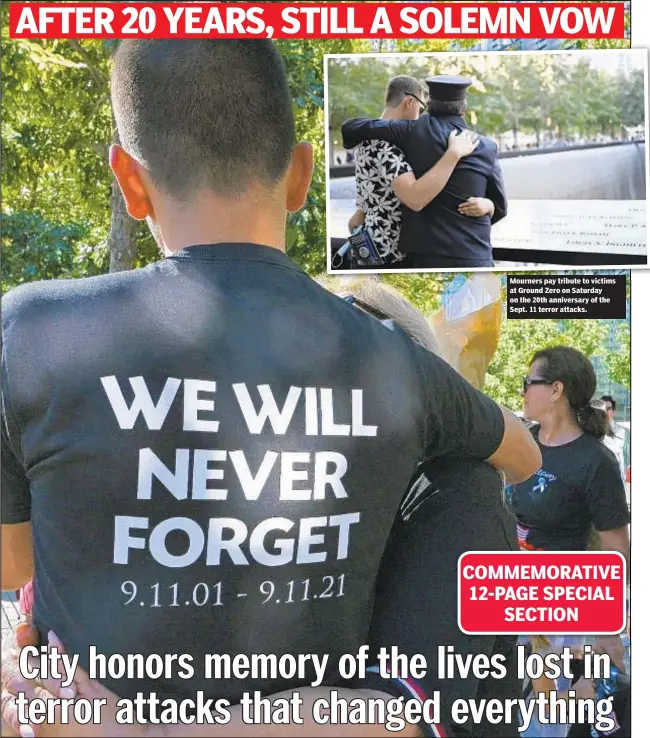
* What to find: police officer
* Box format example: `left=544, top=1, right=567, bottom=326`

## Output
left=342, top=75, right=507, bottom=269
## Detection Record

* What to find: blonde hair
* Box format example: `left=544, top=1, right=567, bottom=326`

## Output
left=322, top=276, right=508, bottom=508
left=322, top=276, right=441, bottom=356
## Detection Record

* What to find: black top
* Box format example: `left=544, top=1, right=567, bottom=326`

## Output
left=1, top=242, right=505, bottom=702
left=342, top=114, right=507, bottom=265
left=365, top=459, right=520, bottom=738
left=510, top=427, right=630, bottom=551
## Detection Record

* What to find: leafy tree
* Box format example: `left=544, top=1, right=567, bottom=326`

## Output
left=1, top=212, right=100, bottom=291
left=1, top=34, right=359, bottom=281
left=347, top=272, right=620, bottom=409
left=0, top=31, right=143, bottom=278
left=619, top=69, right=646, bottom=128
left=384, top=272, right=455, bottom=315
left=484, top=316, right=609, bottom=409
left=603, top=324, right=630, bottom=389
left=328, top=51, right=644, bottom=146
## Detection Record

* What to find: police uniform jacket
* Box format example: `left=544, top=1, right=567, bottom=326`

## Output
left=342, top=114, right=507, bottom=265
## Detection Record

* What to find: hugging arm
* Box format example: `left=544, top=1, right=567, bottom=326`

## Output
left=341, top=118, right=414, bottom=151
left=486, top=155, right=507, bottom=224
left=392, top=131, right=479, bottom=213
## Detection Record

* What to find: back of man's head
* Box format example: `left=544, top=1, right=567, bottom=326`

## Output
left=385, top=76, right=425, bottom=108
left=111, top=40, right=295, bottom=199
left=601, top=394, right=617, bottom=411
left=427, top=98, right=467, bottom=117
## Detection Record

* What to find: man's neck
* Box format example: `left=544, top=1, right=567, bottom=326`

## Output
left=156, top=188, right=288, bottom=256
left=380, top=107, right=405, bottom=121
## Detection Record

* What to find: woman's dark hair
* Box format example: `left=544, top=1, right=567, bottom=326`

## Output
left=591, top=399, right=614, bottom=438
left=532, top=346, right=609, bottom=438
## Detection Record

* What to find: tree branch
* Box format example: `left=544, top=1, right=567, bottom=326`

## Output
left=68, top=40, right=108, bottom=89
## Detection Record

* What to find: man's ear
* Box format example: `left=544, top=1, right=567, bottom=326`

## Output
left=109, top=145, right=155, bottom=221
left=285, top=142, right=314, bottom=214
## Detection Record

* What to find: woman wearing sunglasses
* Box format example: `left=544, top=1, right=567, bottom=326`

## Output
left=510, top=346, right=629, bottom=558
left=510, top=349, right=630, bottom=738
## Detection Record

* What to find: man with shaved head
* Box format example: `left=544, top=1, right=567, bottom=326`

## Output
left=2, top=40, right=537, bottom=731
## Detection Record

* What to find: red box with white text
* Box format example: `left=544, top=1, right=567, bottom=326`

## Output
left=458, top=551, right=626, bottom=635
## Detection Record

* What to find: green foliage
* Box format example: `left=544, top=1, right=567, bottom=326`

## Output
left=383, top=272, right=456, bottom=315
left=1, top=28, right=116, bottom=288
left=1, top=35, right=114, bottom=225
left=328, top=52, right=645, bottom=143
left=0, top=29, right=633, bottom=401
left=1, top=211, right=107, bottom=291
left=485, top=317, right=609, bottom=409
left=603, top=323, right=631, bottom=389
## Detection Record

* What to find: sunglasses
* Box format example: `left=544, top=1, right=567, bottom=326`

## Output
left=405, top=92, right=427, bottom=112
left=522, top=376, right=553, bottom=392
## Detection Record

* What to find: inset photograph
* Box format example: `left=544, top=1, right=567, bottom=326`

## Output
left=326, top=50, right=648, bottom=272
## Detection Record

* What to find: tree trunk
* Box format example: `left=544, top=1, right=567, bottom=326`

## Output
left=107, top=127, right=138, bottom=273
left=108, top=176, right=139, bottom=272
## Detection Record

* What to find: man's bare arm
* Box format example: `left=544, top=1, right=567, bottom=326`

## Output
left=392, top=131, right=478, bottom=213
left=348, top=209, right=366, bottom=234
left=486, top=407, right=541, bottom=485
left=1, top=523, right=33, bottom=591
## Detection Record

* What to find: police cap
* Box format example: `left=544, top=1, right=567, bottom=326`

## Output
left=425, top=75, right=473, bottom=102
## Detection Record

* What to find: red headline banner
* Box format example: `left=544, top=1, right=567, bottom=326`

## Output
left=9, top=3, right=626, bottom=40
left=458, top=552, right=627, bottom=635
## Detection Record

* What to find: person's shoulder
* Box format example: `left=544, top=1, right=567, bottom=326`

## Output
left=581, top=433, right=621, bottom=467
left=477, top=134, right=498, bottom=153
left=478, top=133, right=497, bottom=147
left=1, top=266, right=156, bottom=331
left=421, top=114, right=442, bottom=130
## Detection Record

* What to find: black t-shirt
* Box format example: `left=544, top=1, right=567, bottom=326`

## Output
left=1, top=243, right=504, bottom=702
left=510, top=427, right=630, bottom=551
left=364, top=459, right=521, bottom=738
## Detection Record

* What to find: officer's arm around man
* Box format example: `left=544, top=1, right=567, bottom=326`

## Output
left=486, top=153, right=508, bottom=224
